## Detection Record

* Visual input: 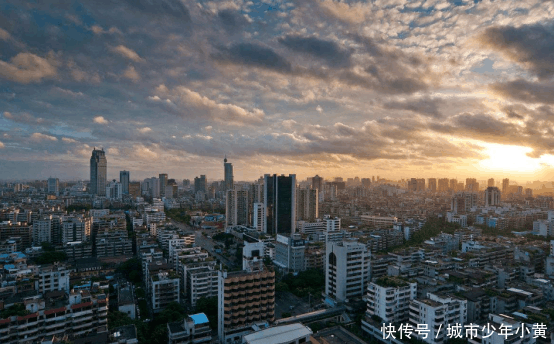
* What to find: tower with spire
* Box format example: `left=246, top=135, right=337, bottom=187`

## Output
left=224, top=156, right=233, bottom=191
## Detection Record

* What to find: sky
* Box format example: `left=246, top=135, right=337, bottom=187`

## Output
left=1, top=0, right=554, bottom=183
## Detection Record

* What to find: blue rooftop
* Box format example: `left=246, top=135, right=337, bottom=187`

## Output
left=190, top=313, right=209, bottom=325
left=4, top=264, right=16, bottom=270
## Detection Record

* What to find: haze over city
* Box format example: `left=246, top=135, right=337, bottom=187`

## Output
left=2, top=0, right=554, bottom=182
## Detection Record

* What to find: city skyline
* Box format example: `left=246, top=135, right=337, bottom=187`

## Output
left=2, top=1, right=554, bottom=182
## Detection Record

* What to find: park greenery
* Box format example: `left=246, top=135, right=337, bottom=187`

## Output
left=0, top=304, right=29, bottom=318
left=116, top=257, right=142, bottom=284
left=278, top=269, right=325, bottom=298
left=108, top=302, right=187, bottom=344
left=33, top=242, right=67, bottom=265
left=196, top=296, right=218, bottom=328
left=165, top=209, right=191, bottom=224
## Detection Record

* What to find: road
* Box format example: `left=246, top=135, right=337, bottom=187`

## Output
left=167, top=218, right=237, bottom=269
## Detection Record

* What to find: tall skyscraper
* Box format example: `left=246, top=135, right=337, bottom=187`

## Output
left=225, top=189, right=249, bottom=227
left=312, top=175, right=323, bottom=191
left=90, top=148, right=107, bottom=196
left=224, top=157, right=234, bottom=191
left=438, top=178, right=449, bottom=192
left=264, top=174, right=296, bottom=236
left=296, top=187, right=318, bottom=222
left=120, top=170, right=130, bottom=194
left=159, top=173, right=168, bottom=197
left=485, top=186, right=501, bottom=207
left=488, top=178, right=495, bottom=187
left=194, top=175, right=207, bottom=194
left=47, top=177, right=59, bottom=196
left=502, top=178, right=510, bottom=194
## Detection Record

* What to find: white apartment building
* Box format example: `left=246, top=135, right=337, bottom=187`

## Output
left=409, top=293, right=467, bottom=344
left=469, top=314, right=536, bottom=344
left=33, top=216, right=53, bottom=245
left=360, top=215, right=398, bottom=228
left=325, top=240, right=371, bottom=302
left=35, top=264, right=70, bottom=294
left=365, top=277, right=417, bottom=323
left=147, top=262, right=180, bottom=313
left=143, top=210, right=166, bottom=226
left=252, top=203, right=265, bottom=232
left=62, top=216, right=91, bottom=244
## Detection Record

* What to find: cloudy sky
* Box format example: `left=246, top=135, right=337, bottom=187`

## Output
left=1, top=0, right=554, bottom=183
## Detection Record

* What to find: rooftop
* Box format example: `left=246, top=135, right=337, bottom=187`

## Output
left=243, top=323, right=312, bottom=344
left=190, top=313, right=209, bottom=325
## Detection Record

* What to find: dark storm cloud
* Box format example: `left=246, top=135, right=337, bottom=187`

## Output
left=217, top=9, right=249, bottom=33
left=212, top=43, right=292, bottom=73
left=278, top=34, right=352, bottom=67
left=490, top=79, right=554, bottom=104
left=383, top=98, right=443, bottom=118
left=479, top=22, right=554, bottom=79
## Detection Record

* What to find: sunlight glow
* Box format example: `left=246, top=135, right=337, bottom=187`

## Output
left=478, top=143, right=544, bottom=174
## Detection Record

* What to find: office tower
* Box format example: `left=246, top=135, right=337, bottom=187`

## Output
left=275, top=233, right=306, bottom=273
left=218, top=262, right=275, bottom=342
left=488, top=178, right=495, bottom=187
left=129, top=181, right=141, bottom=198
left=224, top=157, right=234, bottom=191
left=143, top=177, right=160, bottom=198
left=485, top=186, right=501, bottom=207
left=90, top=148, right=107, bottom=196
left=183, top=179, right=191, bottom=187
left=47, top=177, right=59, bottom=196
left=325, top=240, right=371, bottom=302
left=449, top=179, right=457, bottom=191
left=502, top=178, right=509, bottom=194
left=525, top=188, right=533, bottom=197
left=296, top=187, right=318, bottom=222
left=106, top=179, right=123, bottom=200
left=194, top=175, right=207, bottom=193
left=263, top=174, right=296, bottom=236
left=225, top=189, right=249, bottom=227
left=253, top=203, right=265, bottom=231
left=312, top=175, right=323, bottom=191
left=438, top=178, right=449, bottom=192
left=361, top=178, right=371, bottom=188
left=159, top=173, right=168, bottom=197
left=120, top=170, right=130, bottom=194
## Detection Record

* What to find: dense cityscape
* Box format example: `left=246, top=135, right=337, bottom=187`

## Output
left=3, top=0, right=554, bottom=343
left=2, top=149, right=554, bottom=344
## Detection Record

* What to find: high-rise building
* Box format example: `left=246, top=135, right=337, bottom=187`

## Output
left=312, top=175, right=323, bottom=191
left=449, top=179, right=457, bottom=191
left=62, top=216, right=91, bottom=244
left=129, top=181, right=141, bottom=198
left=106, top=179, right=123, bottom=200
left=525, top=188, right=533, bottom=197
left=120, top=170, right=130, bottom=194
left=159, top=173, right=168, bottom=197
left=33, top=215, right=53, bottom=245
left=264, top=174, right=296, bottom=236
left=485, top=186, right=501, bottom=207
left=451, top=192, right=478, bottom=214
left=361, top=178, right=371, bottom=188
left=325, top=240, right=371, bottom=302
left=252, top=203, right=265, bottom=232
left=296, top=187, right=318, bottom=222
left=438, top=178, right=449, bottom=192
left=275, top=234, right=306, bottom=273
left=47, top=177, right=59, bottom=196
left=488, top=178, right=495, bottom=187
left=194, top=175, right=207, bottom=194
left=217, top=262, right=275, bottom=342
left=428, top=178, right=437, bottom=192
left=466, top=178, right=479, bottom=192
left=408, top=178, right=417, bottom=192
left=90, top=148, right=107, bottom=196
left=364, top=277, right=417, bottom=323
left=225, top=189, right=249, bottom=227
left=224, top=157, right=234, bottom=191
left=502, top=178, right=510, bottom=194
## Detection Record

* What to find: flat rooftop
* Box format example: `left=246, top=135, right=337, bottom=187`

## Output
left=243, top=323, right=312, bottom=344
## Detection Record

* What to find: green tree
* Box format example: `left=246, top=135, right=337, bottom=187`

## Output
left=196, top=296, right=218, bottom=328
